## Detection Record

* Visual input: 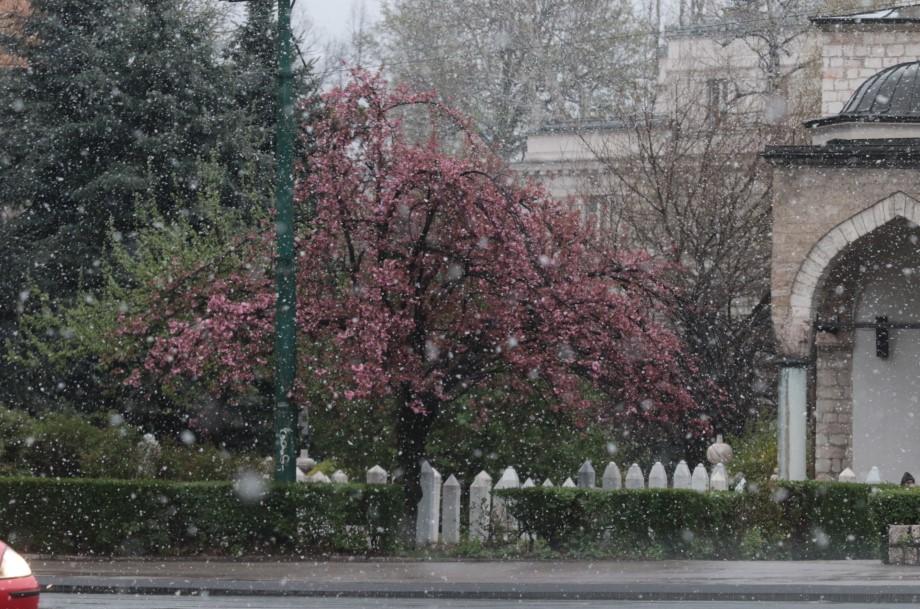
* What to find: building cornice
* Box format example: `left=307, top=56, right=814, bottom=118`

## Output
left=763, top=140, right=920, bottom=167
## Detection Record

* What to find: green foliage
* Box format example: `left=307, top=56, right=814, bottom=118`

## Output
left=8, top=167, right=274, bottom=445
left=728, top=420, right=778, bottom=484
left=870, top=487, right=920, bottom=562
left=500, top=487, right=741, bottom=557
left=0, top=406, right=259, bottom=481
left=0, top=477, right=403, bottom=556
left=500, top=481, right=893, bottom=559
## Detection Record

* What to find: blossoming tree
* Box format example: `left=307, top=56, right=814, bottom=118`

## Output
left=127, top=72, right=711, bottom=518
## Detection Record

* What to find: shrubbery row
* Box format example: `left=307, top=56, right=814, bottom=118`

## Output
left=500, top=482, right=920, bottom=560
left=0, top=477, right=402, bottom=556
left=0, top=407, right=261, bottom=480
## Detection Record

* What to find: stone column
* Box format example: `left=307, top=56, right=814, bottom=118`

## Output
left=778, top=358, right=809, bottom=481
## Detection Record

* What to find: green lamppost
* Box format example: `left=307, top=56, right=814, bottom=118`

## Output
left=271, top=0, right=298, bottom=483
left=224, top=0, right=298, bottom=482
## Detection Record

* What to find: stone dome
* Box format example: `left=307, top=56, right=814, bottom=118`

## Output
left=840, top=61, right=920, bottom=119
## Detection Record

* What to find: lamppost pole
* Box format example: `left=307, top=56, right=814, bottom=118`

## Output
left=272, top=0, right=298, bottom=483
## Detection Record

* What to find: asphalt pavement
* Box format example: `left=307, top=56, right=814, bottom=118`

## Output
left=29, top=558, right=920, bottom=603
left=39, top=597, right=920, bottom=609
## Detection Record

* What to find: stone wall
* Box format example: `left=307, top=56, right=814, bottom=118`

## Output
left=815, top=337, right=853, bottom=480
left=820, top=26, right=920, bottom=115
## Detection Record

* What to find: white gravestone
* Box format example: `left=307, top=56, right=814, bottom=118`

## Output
left=625, top=464, right=645, bottom=489
left=469, top=471, right=493, bottom=542
left=578, top=460, right=596, bottom=488
left=838, top=467, right=856, bottom=482
left=441, top=475, right=461, bottom=545
left=691, top=464, right=709, bottom=492
left=710, top=463, right=728, bottom=491
left=648, top=462, right=668, bottom=489
left=366, top=465, right=388, bottom=485
left=415, top=460, right=442, bottom=546
left=672, top=461, right=692, bottom=489
left=493, top=467, right=521, bottom=537
left=602, top=462, right=622, bottom=490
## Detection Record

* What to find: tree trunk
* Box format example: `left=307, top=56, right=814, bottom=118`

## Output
left=394, top=398, right=437, bottom=543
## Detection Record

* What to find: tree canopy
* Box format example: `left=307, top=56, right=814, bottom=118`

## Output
left=122, top=72, right=711, bottom=512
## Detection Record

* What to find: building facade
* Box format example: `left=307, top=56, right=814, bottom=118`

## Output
left=766, top=6, right=920, bottom=483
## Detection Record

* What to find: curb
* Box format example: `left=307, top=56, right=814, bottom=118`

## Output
left=38, top=577, right=920, bottom=603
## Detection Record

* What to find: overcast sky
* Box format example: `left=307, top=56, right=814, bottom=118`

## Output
left=295, top=0, right=382, bottom=47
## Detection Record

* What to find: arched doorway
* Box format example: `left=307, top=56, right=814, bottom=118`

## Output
left=851, top=219, right=920, bottom=482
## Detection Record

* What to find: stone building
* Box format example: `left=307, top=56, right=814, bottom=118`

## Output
left=0, top=0, right=28, bottom=69
left=766, top=5, right=920, bottom=482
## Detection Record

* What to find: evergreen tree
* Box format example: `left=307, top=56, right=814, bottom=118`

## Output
left=0, top=0, right=267, bottom=409
left=0, top=0, right=231, bottom=305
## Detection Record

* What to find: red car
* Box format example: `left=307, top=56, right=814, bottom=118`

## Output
left=0, top=541, right=39, bottom=609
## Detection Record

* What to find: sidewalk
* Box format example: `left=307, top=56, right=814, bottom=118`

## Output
left=30, top=557, right=920, bottom=602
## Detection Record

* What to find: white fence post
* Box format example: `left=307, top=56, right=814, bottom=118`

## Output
left=602, top=462, right=622, bottom=489
left=625, top=463, right=645, bottom=489
left=691, top=463, right=709, bottom=492
left=648, top=462, right=667, bottom=488
left=672, top=461, right=692, bottom=489
left=366, top=465, right=388, bottom=485
left=442, top=475, right=461, bottom=545
left=415, top=460, right=441, bottom=547
left=469, top=471, right=493, bottom=542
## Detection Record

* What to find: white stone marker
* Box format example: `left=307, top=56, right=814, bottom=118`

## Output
left=691, top=464, right=709, bottom=492
left=734, top=476, right=747, bottom=493
left=366, top=465, right=388, bottom=485
left=469, top=471, right=493, bottom=542
left=625, top=464, right=644, bottom=489
left=648, top=462, right=668, bottom=489
left=493, top=466, right=521, bottom=535
left=415, top=460, right=442, bottom=547
left=578, top=460, right=596, bottom=488
left=308, top=471, right=331, bottom=484
left=838, top=467, right=857, bottom=483
left=602, top=462, right=622, bottom=490
left=866, top=466, right=882, bottom=484
left=522, top=477, right=535, bottom=488
left=710, top=463, right=728, bottom=491
left=331, top=470, right=349, bottom=484
left=442, top=475, right=461, bottom=545
left=562, top=477, right=576, bottom=487
left=541, top=478, right=555, bottom=487
left=672, top=461, right=692, bottom=490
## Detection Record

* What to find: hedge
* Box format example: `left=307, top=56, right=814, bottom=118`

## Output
left=871, top=487, right=920, bottom=562
left=0, top=477, right=403, bottom=556
left=500, top=481, right=913, bottom=560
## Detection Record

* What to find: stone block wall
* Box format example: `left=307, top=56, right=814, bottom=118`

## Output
left=821, top=26, right=920, bottom=116
left=888, top=524, right=920, bottom=565
left=815, top=340, right=853, bottom=480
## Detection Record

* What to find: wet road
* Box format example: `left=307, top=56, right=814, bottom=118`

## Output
left=38, top=595, right=909, bottom=609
